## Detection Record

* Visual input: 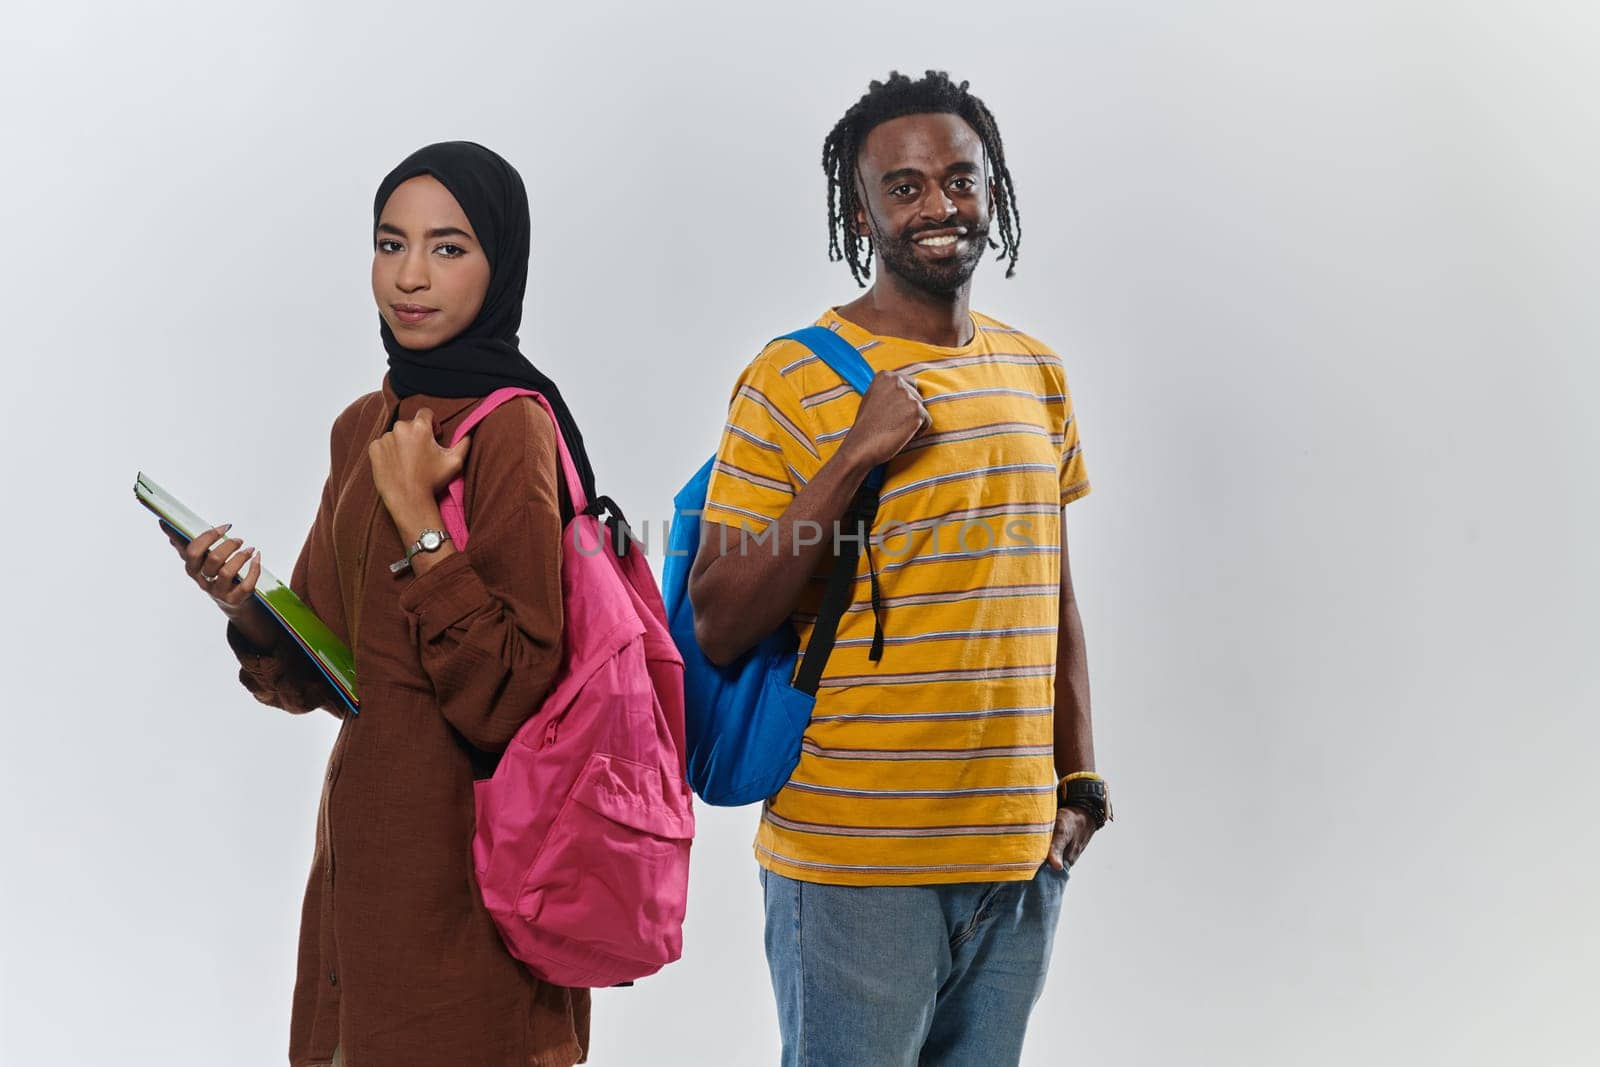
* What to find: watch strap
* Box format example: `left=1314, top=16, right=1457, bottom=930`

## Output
left=1057, top=772, right=1113, bottom=829
left=389, top=528, right=451, bottom=574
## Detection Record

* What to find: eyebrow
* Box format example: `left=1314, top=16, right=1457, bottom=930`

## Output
left=375, top=223, right=475, bottom=241
left=878, top=161, right=983, bottom=185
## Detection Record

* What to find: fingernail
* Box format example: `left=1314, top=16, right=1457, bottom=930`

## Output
left=213, top=522, right=233, bottom=534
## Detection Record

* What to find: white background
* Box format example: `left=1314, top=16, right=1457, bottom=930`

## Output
left=2, top=1, right=1596, bottom=1064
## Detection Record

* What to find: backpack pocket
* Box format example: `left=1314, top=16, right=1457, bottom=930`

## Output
left=518, top=750, right=693, bottom=977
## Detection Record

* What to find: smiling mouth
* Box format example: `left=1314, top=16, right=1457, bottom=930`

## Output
left=912, top=228, right=968, bottom=251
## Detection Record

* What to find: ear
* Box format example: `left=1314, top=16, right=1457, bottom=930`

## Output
left=852, top=167, right=877, bottom=245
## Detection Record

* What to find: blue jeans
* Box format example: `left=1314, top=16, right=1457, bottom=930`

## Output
left=760, top=863, right=1068, bottom=1067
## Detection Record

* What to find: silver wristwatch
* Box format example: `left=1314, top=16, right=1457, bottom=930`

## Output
left=389, top=528, right=451, bottom=574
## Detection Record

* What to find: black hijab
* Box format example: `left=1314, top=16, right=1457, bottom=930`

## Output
left=374, top=141, right=597, bottom=505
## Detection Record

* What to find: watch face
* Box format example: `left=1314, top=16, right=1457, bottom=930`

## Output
left=420, top=530, right=443, bottom=551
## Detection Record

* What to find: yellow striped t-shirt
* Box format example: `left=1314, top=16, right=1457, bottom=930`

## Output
left=702, top=308, right=1091, bottom=886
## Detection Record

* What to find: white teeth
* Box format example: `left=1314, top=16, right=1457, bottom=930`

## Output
left=916, top=234, right=959, bottom=247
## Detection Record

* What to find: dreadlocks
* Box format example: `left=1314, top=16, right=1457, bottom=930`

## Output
left=823, top=70, right=1022, bottom=287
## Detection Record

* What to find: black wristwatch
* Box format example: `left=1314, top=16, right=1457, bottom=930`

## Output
left=1058, top=775, right=1112, bottom=831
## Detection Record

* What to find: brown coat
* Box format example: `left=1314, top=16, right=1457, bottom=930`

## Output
left=226, top=375, right=589, bottom=1067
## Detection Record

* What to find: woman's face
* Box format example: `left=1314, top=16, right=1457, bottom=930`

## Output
left=372, top=175, right=491, bottom=350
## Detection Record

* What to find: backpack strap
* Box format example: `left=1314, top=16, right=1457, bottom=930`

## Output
left=440, top=387, right=590, bottom=550
left=791, top=486, right=878, bottom=692
left=774, top=326, right=890, bottom=687
left=776, top=326, right=886, bottom=494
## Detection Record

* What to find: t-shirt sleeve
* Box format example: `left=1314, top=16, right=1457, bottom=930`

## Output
left=702, top=349, right=822, bottom=534
left=1054, top=360, right=1092, bottom=506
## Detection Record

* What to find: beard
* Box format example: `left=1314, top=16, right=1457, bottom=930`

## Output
left=868, top=214, right=992, bottom=295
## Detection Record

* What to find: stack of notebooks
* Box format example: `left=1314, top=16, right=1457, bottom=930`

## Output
left=135, top=472, right=359, bottom=716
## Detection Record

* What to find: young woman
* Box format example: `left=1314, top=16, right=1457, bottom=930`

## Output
left=164, top=142, right=596, bottom=1067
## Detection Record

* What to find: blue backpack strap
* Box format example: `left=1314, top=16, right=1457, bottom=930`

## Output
left=775, top=326, right=886, bottom=492
left=775, top=325, right=890, bottom=670
left=777, top=325, right=876, bottom=393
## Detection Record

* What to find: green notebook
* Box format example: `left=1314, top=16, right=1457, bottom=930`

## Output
left=135, top=471, right=359, bottom=715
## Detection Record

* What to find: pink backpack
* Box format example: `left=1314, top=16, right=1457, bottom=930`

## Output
left=439, top=387, right=693, bottom=989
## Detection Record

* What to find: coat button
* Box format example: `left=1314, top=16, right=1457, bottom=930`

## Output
left=329, top=970, right=338, bottom=987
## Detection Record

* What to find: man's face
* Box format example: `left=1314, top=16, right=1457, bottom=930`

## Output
left=854, top=112, right=993, bottom=295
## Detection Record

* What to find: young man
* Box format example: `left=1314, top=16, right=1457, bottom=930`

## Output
left=689, top=71, right=1106, bottom=1066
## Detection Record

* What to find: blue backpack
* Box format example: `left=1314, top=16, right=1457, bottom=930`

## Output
left=663, top=327, right=887, bottom=806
